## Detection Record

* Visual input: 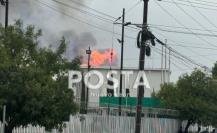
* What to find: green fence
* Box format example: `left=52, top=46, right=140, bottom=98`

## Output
left=99, top=97, right=161, bottom=108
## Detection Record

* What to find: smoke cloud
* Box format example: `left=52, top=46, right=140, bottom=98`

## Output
left=0, top=0, right=97, bottom=60
left=62, top=31, right=97, bottom=60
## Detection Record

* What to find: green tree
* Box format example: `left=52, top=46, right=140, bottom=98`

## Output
left=0, top=21, right=80, bottom=133
left=212, top=62, right=217, bottom=79
left=157, top=70, right=217, bottom=133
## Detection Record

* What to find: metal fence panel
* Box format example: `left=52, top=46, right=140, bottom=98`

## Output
left=59, top=115, right=179, bottom=133
left=0, top=115, right=179, bottom=133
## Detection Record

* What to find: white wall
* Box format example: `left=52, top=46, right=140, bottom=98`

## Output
left=69, top=68, right=170, bottom=108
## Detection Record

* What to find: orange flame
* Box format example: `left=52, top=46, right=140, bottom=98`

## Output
left=82, top=48, right=117, bottom=67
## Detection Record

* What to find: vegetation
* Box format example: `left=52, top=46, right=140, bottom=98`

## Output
left=156, top=69, right=217, bottom=133
left=0, top=21, right=80, bottom=133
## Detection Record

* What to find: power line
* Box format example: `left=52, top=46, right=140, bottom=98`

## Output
left=151, top=41, right=202, bottom=69
left=170, top=58, right=194, bottom=71
left=114, top=0, right=142, bottom=21
left=154, top=0, right=217, bottom=48
left=69, top=0, right=116, bottom=19
left=69, top=0, right=142, bottom=20
left=196, top=0, right=217, bottom=5
left=152, top=27, right=217, bottom=37
left=52, top=0, right=114, bottom=23
left=187, top=53, right=217, bottom=57
left=28, top=0, right=213, bottom=73
left=159, top=0, right=217, bottom=12
left=52, top=0, right=140, bottom=33
left=123, top=46, right=201, bottom=69
left=168, top=43, right=217, bottom=51
left=166, top=46, right=206, bottom=68
left=153, top=31, right=217, bottom=49
left=185, top=0, right=217, bottom=30
left=171, top=0, right=217, bottom=37
left=152, top=30, right=211, bottom=69
left=153, top=31, right=217, bottom=66
left=169, top=44, right=214, bottom=62
left=154, top=38, right=207, bottom=68
left=148, top=24, right=217, bottom=33
left=168, top=48, right=200, bottom=69
left=153, top=31, right=215, bottom=63
left=169, top=0, right=217, bottom=63
left=35, top=0, right=137, bottom=40
left=152, top=47, right=195, bottom=71
left=175, top=0, right=217, bottom=8
left=125, top=0, right=142, bottom=13
left=69, top=0, right=141, bottom=33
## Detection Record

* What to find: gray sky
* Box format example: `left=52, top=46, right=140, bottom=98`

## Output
left=1, top=0, right=217, bottom=82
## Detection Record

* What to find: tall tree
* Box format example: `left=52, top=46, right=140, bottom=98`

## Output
left=157, top=70, right=217, bottom=133
left=0, top=21, right=80, bottom=133
left=212, top=62, right=217, bottom=79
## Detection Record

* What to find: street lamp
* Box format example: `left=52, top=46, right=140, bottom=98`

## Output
left=86, top=47, right=91, bottom=70
left=85, top=47, right=91, bottom=113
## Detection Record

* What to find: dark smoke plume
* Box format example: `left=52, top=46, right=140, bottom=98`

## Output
left=62, top=31, right=97, bottom=60
left=0, top=0, right=97, bottom=60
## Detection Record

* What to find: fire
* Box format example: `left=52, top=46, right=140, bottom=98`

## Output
left=82, top=48, right=117, bottom=67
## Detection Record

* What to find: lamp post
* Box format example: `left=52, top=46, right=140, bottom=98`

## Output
left=113, top=9, right=131, bottom=115
left=85, top=47, right=91, bottom=113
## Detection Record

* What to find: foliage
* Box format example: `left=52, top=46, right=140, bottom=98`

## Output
left=0, top=21, right=80, bottom=133
left=212, top=62, right=217, bottom=79
left=157, top=69, right=217, bottom=132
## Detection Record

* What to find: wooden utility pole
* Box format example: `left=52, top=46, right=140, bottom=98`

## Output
left=164, top=39, right=167, bottom=83
left=161, top=45, right=164, bottom=84
left=118, top=8, right=125, bottom=116
left=135, top=0, right=149, bottom=133
left=5, top=0, right=8, bottom=28
left=0, top=0, right=8, bottom=28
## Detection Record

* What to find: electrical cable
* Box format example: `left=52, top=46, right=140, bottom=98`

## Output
left=171, top=0, right=217, bottom=37
left=153, top=0, right=217, bottom=48
left=152, top=30, right=217, bottom=50
left=69, top=0, right=116, bottom=19
left=152, top=31, right=217, bottom=64
left=175, top=0, right=217, bottom=8
left=148, top=24, right=217, bottom=33
left=166, top=46, right=206, bottom=69
left=35, top=0, right=137, bottom=40
left=185, top=0, right=217, bottom=30
left=125, top=0, right=142, bottom=13
left=152, top=47, right=195, bottom=71
left=159, top=0, right=217, bottom=12
left=151, top=33, right=207, bottom=68
left=52, top=0, right=140, bottom=33
left=167, top=43, right=217, bottom=51
left=52, top=0, right=114, bottom=23
left=152, top=27, right=217, bottom=37
left=114, top=0, right=142, bottom=21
